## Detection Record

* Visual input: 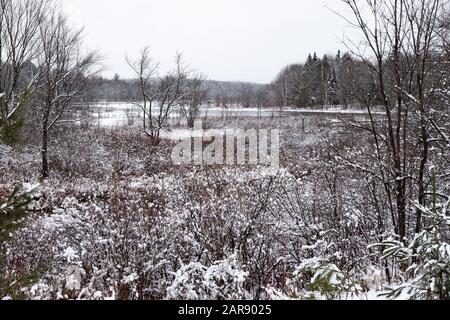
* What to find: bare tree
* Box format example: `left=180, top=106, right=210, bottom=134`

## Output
left=180, top=74, right=207, bottom=128
left=127, top=49, right=189, bottom=143
left=0, top=0, right=48, bottom=142
left=34, top=8, right=100, bottom=178
left=255, top=86, right=269, bottom=117
left=340, top=0, right=445, bottom=241
left=152, top=54, right=189, bottom=141
left=126, top=47, right=159, bottom=133
left=238, top=82, right=254, bottom=108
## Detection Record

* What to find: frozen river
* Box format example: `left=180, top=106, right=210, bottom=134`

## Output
left=75, top=102, right=384, bottom=128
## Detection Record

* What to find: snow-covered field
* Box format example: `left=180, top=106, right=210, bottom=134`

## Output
left=1, top=116, right=417, bottom=300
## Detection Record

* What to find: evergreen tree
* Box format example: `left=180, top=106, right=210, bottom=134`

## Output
left=0, top=186, right=32, bottom=242
left=307, top=53, right=323, bottom=106
left=328, top=68, right=339, bottom=105
left=306, top=53, right=313, bottom=65
left=0, top=90, right=30, bottom=145
left=0, top=91, right=35, bottom=297
left=0, top=184, right=38, bottom=298
left=372, top=169, right=450, bottom=300
left=321, top=55, right=331, bottom=106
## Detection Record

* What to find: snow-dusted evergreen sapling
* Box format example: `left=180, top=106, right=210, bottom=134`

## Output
left=372, top=168, right=450, bottom=300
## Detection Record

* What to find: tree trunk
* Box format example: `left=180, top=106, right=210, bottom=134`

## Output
left=41, top=124, right=49, bottom=179
left=396, top=181, right=407, bottom=242
left=416, top=85, right=429, bottom=233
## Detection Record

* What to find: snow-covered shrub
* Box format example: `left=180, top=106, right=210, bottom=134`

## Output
left=3, top=116, right=445, bottom=300
left=166, top=168, right=292, bottom=298
left=3, top=179, right=177, bottom=300
left=166, top=254, right=249, bottom=300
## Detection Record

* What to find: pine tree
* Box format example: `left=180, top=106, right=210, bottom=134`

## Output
left=0, top=89, right=33, bottom=244
left=0, top=90, right=30, bottom=238
left=321, top=55, right=331, bottom=106
left=372, top=169, right=450, bottom=300
left=0, top=184, right=37, bottom=298
left=0, top=89, right=30, bottom=145
left=306, top=53, right=313, bottom=66
left=0, top=186, right=32, bottom=242
left=308, top=53, right=323, bottom=106
left=0, top=91, right=36, bottom=298
left=328, top=68, right=339, bottom=106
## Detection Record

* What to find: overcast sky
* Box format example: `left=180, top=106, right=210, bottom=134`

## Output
left=60, top=0, right=356, bottom=83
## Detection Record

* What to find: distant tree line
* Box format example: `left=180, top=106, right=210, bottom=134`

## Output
left=269, top=51, right=383, bottom=109
left=83, top=76, right=270, bottom=108
left=83, top=75, right=133, bottom=102
left=203, top=80, right=269, bottom=108
left=80, top=52, right=387, bottom=111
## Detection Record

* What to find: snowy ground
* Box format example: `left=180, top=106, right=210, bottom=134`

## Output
left=1, top=115, right=402, bottom=300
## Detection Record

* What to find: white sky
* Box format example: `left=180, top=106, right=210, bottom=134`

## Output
left=60, top=0, right=356, bottom=83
